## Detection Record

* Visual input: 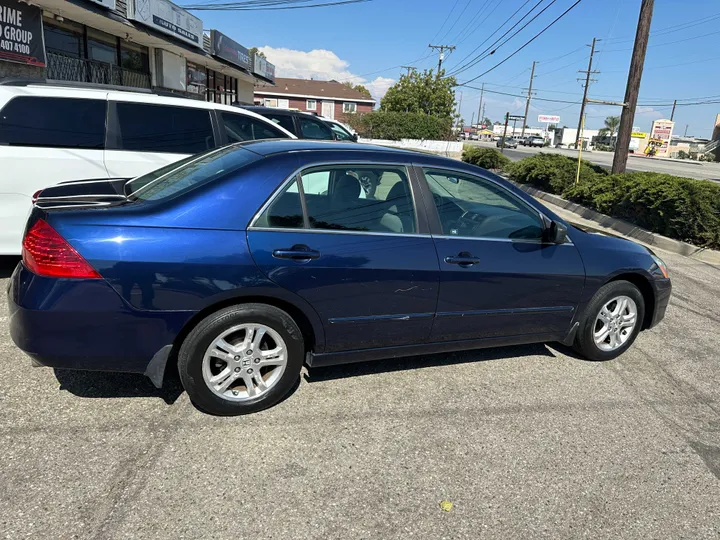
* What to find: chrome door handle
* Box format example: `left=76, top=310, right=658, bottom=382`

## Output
left=444, top=252, right=480, bottom=267
left=272, top=245, right=321, bottom=260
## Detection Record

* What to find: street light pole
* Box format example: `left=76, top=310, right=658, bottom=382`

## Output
left=612, top=0, right=655, bottom=174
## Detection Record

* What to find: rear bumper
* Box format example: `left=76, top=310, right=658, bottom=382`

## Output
left=8, top=263, right=193, bottom=374
left=649, top=278, right=672, bottom=329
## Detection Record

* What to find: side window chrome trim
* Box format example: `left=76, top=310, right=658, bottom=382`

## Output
left=248, top=160, right=421, bottom=232
left=249, top=226, right=432, bottom=239
left=432, top=234, right=574, bottom=246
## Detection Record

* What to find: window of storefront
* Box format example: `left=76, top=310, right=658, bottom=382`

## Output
left=121, top=43, right=150, bottom=73
left=44, top=20, right=83, bottom=58
left=87, top=28, right=118, bottom=65
left=206, top=69, right=238, bottom=105
left=43, top=19, right=150, bottom=89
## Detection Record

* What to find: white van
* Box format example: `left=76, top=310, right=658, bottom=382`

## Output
left=0, top=80, right=296, bottom=255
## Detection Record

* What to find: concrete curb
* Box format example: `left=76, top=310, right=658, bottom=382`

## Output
left=628, top=154, right=704, bottom=166
left=508, top=180, right=720, bottom=265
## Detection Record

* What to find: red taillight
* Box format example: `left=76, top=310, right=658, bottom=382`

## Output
left=22, top=219, right=101, bottom=279
left=31, top=190, right=43, bottom=204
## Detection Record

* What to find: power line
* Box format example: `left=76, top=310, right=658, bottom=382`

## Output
left=455, top=0, right=502, bottom=45
left=438, top=0, right=473, bottom=43
left=182, top=0, right=370, bottom=9
left=459, top=0, right=586, bottom=85
left=429, top=0, right=461, bottom=44
left=446, top=0, right=545, bottom=76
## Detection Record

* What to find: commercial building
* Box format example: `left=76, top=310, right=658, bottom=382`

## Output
left=254, top=77, right=375, bottom=120
left=0, top=0, right=275, bottom=103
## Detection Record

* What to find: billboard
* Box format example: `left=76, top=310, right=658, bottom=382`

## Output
left=0, top=0, right=46, bottom=66
left=650, top=119, right=674, bottom=157
left=129, top=0, right=203, bottom=47
left=538, top=114, right=560, bottom=123
left=210, top=30, right=250, bottom=71
left=252, top=54, right=275, bottom=83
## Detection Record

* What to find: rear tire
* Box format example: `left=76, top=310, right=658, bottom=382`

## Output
left=178, top=304, right=304, bottom=416
left=573, top=280, right=645, bottom=361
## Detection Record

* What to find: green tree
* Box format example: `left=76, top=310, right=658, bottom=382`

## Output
left=248, top=47, right=266, bottom=59
left=343, top=82, right=372, bottom=98
left=604, top=115, right=620, bottom=138
left=380, top=69, right=457, bottom=120
left=481, top=117, right=493, bottom=128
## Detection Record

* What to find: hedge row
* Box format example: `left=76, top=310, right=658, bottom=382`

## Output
left=461, top=145, right=510, bottom=170
left=461, top=150, right=720, bottom=249
left=344, top=111, right=452, bottom=141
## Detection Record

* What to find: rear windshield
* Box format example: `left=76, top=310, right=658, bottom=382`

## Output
left=125, top=145, right=260, bottom=201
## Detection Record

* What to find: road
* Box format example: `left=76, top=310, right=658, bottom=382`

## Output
left=1, top=248, right=719, bottom=539
left=469, top=141, right=720, bottom=181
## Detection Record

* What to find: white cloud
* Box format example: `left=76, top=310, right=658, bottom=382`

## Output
left=258, top=46, right=395, bottom=102
left=636, top=106, right=664, bottom=120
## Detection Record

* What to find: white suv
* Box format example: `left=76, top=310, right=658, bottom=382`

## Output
left=0, top=81, right=295, bottom=255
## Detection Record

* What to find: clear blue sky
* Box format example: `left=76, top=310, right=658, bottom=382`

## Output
left=192, top=0, right=720, bottom=138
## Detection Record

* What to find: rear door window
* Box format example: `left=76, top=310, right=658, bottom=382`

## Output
left=221, top=112, right=287, bottom=142
left=298, top=116, right=334, bottom=140
left=0, top=96, right=106, bottom=149
left=114, top=102, right=214, bottom=154
left=263, top=113, right=296, bottom=134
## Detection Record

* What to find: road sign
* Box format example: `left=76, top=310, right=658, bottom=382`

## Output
left=538, top=115, right=560, bottom=123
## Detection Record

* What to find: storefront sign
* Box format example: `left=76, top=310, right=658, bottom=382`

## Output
left=538, top=114, right=560, bottom=123
left=252, top=54, right=275, bottom=83
left=631, top=131, right=648, bottom=138
left=210, top=29, right=249, bottom=71
left=186, top=60, right=207, bottom=95
left=650, top=119, right=674, bottom=156
left=86, top=0, right=117, bottom=9
left=0, top=1, right=45, bottom=66
left=129, top=0, right=203, bottom=47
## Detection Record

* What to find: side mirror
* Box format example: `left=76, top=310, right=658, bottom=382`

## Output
left=352, top=133, right=359, bottom=142
left=547, top=220, right=568, bottom=244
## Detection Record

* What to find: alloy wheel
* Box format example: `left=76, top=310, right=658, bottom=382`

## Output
left=593, top=295, right=638, bottom=352
left=202, top=324, right=287, bottom=401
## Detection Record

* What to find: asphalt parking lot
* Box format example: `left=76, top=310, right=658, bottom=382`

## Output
left=1, top=250, right=719, bottom=539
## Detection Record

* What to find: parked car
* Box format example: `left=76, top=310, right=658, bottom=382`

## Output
left=9, top=140, right=671, bottom=416
left=0, top=80, right=295, bottom=255
left=240, top=106, right=340, bottom=141
left=527, top=136, right=546, bottom=147
left=497, top=137, right=518, bottom=149
left=516, top=137, right=529, bottom=146
left=321, top=117, right=358, bottom=142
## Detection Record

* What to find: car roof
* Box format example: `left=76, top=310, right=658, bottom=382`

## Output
left=237, top=139, right=465, bottom=164
left=0, top=83, right=297, bottom=138
left=242, top=106, right=319, bottom=118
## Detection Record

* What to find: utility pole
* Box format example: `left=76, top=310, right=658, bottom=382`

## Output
left=684, top=124, right=689, bottom=136
left=521, top=62, right=536, bottom=138
left=457, top=91, right=463, bottom=129
left=477, top=82, right=485, bottom=127
left=471, top=112, right=475, bottom=127
left=400, top=65, right=415, bottom=77
left=501, top=112, right=510, bottom=152
left=612, top=0, right=654, bottom=174
left=576, top=37, right=599, bottom=149
left=670, top=99, right=677, bottom=121
left=428, top=44, right=456, bottom=75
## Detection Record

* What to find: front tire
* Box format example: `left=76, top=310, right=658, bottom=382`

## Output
left=178, top=304, right=304, bottom=416
left=573, top=280, right=645, bottom=361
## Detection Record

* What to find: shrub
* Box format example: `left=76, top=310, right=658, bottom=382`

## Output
left=564, top=172, right=720, bottom=249
left=461, top=146, right=510, bottom=170
left=344, top=111, right=452, bottom=141
left=503, top=153, right=720, bottom=248
left=504, top=153, right=607, bottom=196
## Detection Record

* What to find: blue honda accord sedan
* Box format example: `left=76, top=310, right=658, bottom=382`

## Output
left=8, top=140, right=671, bottom=415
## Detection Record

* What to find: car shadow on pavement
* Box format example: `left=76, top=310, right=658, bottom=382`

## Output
left=53, top=368, right=184, bottom=405
left=305, top=343, right=555, bottom=383
left=0, top=256, right=20, bottom=278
